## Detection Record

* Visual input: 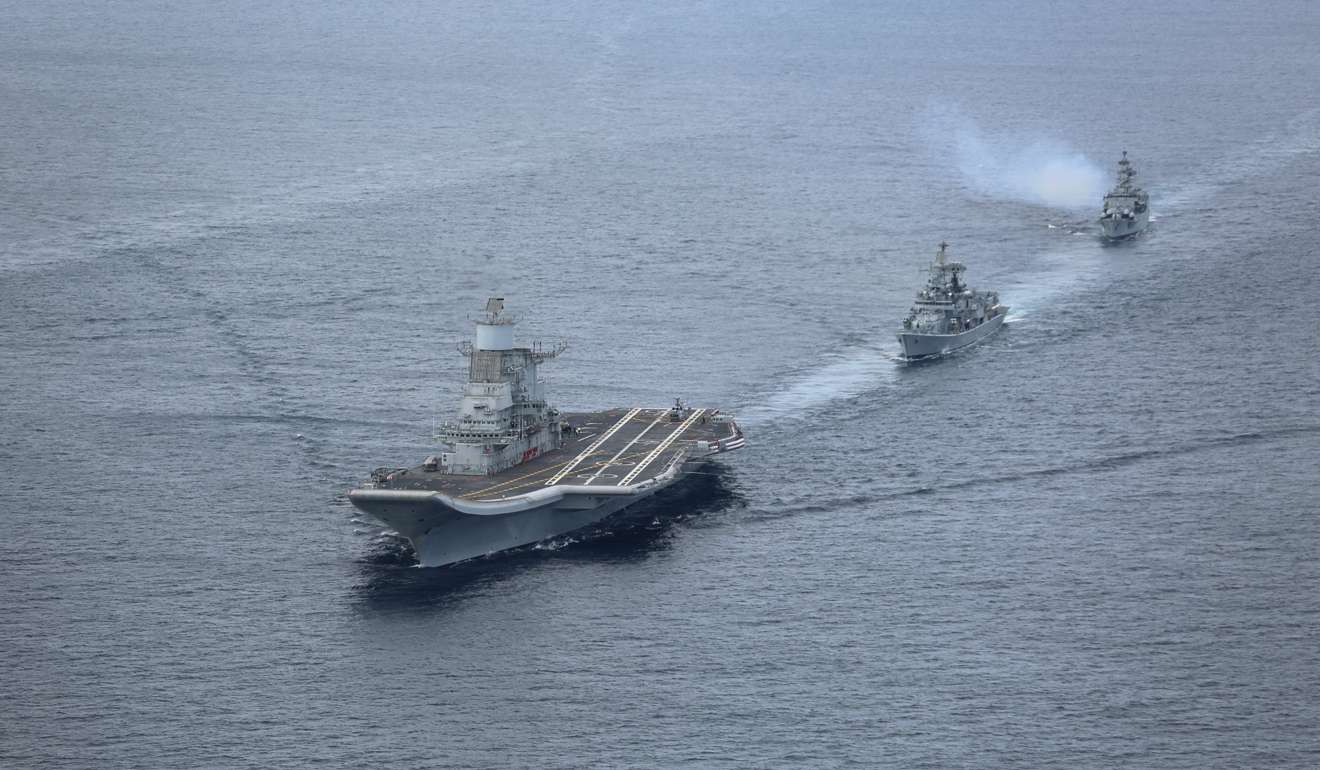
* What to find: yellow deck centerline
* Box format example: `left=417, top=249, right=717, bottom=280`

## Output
left=456, top=453, right=585, bottom=499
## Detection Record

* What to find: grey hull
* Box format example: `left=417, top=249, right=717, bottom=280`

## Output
left=1100, top=211, right=1149, bottom=240
left=897, top=312, right=1005, bottom=360
left=351, top=461, right=701, bottom=566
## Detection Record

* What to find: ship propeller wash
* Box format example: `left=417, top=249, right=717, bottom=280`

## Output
left=897, top=242, right=1009, bottom=360
left=348, top=297, right=745, bottom=567
left=1099, top=150, right=1150, bottom=240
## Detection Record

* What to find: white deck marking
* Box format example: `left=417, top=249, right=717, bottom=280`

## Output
left=582, top=410, right=667, bottom=485
left=544, top=408, right=641, bottom=486
left=618, top=409, right=705, bottom=486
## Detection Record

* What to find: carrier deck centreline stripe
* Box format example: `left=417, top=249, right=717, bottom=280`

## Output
left=346, top=297, right=745, bottom=567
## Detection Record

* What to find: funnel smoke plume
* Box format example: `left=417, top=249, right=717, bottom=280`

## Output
left=923, top=107, right=1106, bottom=209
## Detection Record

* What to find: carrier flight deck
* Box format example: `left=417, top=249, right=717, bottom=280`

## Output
left=372, top=406, right=743, bottom=502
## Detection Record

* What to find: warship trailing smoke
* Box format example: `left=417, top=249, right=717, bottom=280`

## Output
left=348, top=298, right=744, bottom=567
left=897, top=242, right=1009, bottom=360
left=1099, top=151, right=1150, bottom=240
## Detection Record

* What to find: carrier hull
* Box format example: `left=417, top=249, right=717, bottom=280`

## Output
left=897, top=312, right=1005, bottom=360
left=349, top=407, right=744, bottom=566
left=351, top=462, right=696, bottom=566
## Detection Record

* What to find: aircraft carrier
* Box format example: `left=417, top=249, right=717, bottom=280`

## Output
left=348, top=298, right=745, bottom=567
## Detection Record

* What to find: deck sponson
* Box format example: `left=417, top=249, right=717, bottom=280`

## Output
left=373, top=408, right=737, bottom=501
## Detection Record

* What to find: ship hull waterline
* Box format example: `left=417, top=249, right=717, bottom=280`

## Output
left=1100, top=211, right=1150, bottom=240
left=350, top=457, right=712, bottom=567
left=897, top=312, right=1006, bottom=361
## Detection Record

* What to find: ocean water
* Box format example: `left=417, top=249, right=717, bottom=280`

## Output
left=3, top=1, right=1320, bottom=767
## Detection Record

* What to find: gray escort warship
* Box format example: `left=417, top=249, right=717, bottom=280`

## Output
left=348, top=297, right=745, bottom=567
left=1099, top=151, right=1149, bottom=240
left=897, top=242, right=1008, bottom=360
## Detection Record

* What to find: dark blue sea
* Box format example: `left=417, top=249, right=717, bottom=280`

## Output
left=4, top=1, right=1320, bottom=767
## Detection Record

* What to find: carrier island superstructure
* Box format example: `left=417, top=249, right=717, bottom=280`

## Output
left=897, top=242, right=1008, bottom=360
left=347, top=298, right=744, bottom=567
left=1099, top=151, right=1150, bottom=240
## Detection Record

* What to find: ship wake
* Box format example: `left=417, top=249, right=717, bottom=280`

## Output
left=739, top=344, right=900, bottom=426
left=737, top=424, right=1320, bottom=525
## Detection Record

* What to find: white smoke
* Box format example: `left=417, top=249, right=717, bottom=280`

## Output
left=922, top=106, right=1106, bottom=210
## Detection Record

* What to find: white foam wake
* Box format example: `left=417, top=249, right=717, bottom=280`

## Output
left=739, top=344, right=900, bottom=426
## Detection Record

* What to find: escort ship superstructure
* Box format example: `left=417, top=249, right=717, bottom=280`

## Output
left=348, top=298, right=744, bottom=567
left=897, top=242, right=1009, bottom=360
left=1099, top=151, right=1150, bottom=240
